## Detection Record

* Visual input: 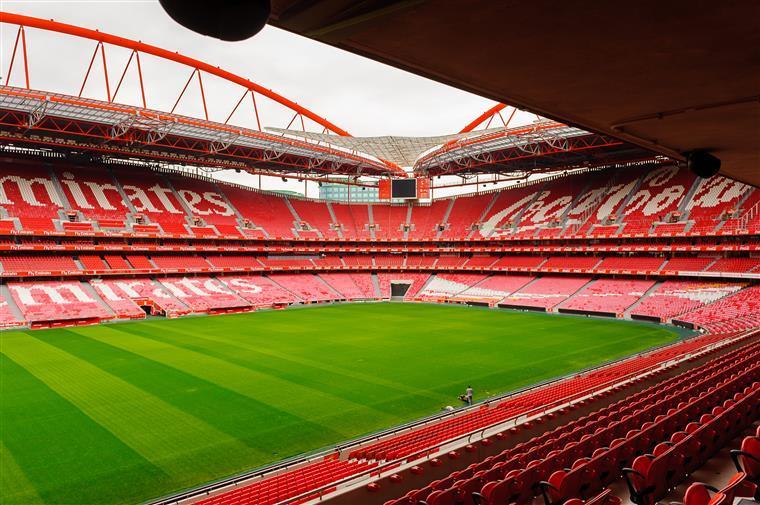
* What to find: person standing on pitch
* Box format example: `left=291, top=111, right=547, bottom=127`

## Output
left=465, top=385, right=473, bottom=405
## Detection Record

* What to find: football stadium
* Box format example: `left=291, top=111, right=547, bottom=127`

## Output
left=0, top=3, right=759, bottom=505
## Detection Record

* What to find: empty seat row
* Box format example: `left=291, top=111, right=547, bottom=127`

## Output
left=381, top=338, right=758, bottom=505
left=353, top=332, right=747, bottom=463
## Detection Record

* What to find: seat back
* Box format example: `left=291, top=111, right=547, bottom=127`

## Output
left=739, top=437, right=760, bottom=479
left=427, top=487, right=459, bottom=505
left=455, top=476, right=484, bottom=505
left=683, top=483, right=713, bottom=505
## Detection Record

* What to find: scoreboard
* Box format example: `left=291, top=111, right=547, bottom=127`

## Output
left=378, top=178, right=431, bottom=200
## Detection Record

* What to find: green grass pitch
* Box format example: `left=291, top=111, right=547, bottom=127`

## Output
left=0, top=303, right=679, bottom=504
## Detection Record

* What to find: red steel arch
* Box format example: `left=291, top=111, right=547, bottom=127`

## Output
left=459, top=103, right=549, bottom=133
left=417, top=103, right=660, bottom=176
left=459, top=103, right=509, bottom=133
left=0, top=11, right=351, bottom=136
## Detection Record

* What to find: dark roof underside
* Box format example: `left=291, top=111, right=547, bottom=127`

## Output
left=270, top=0, right=760, bottom=186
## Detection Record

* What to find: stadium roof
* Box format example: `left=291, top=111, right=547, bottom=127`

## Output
left=0, top=85, right=400, bottom=177
left=268, top=0, right=760, bottom=186
left=0, top=12, right=406, bottom=178
left=266, top=127, right=502, bottom=167
left=0, top=10, right=658, bottom=181
left=270, top=120, right=662, bottom=176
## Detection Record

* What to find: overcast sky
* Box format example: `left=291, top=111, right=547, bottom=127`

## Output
left=0, top=1, right=533, bottom=197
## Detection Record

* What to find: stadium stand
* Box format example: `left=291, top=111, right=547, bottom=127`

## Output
left=374, top=254, right=406, bottom=268
left=630, top=281, right=745, bottom=322
left=501, top=276, right=591, bottom=309
left=166, top=175, right=240, bottom=236
left=0, top=288, right=23, bottom=328
left=722, top=187, right=760, bottom=233
left=543, top=256, right=601, bottom=271
left=513, top=175, right=589, bottom=236
left=686, top=176, right=754, bottom=232
left=103, top=254, right=131, bottom=270
left=289, top=198, right=341, bottom=239
left=91, top=278, right=190, bottom=317
left=440, top=193, right=493, bottom=239
left=464, top=255, right=499, bottom=268
left=372, top=333, right=758, bottom=505
left=455, top=274, right=535, bottom=302
left=0, top=254, right=79, bottom=273
left=268, top=273, right=339, bottom=302
left=157, top=277, right=249, bottom=312
left=583, top=168, right=651, bottom=235
left=560, top=279, right=656, bottom=315
left=111, top=167, right=190, bottom=235
left=221, top=186, right=295, bottom=239
left=206, top=255, right=264, bottom=270
left=491, top=256, right=546, bottom=270
left=660, top=256, right=715, bottom=272
left=595, top=256, right=665, bottom=273
left=1, top=158, right=758, bottom=505
left=89, top=279, right=148, bottom=319
left=347, top=204, right=373, bottom=240
left=340, top=255, right=365, bottom=268
left=374, top=205, right=409, bottom=240
left=319, top=273, right=368, bottom=299
left=197, top=458, right=378, bottom=505
left=151, top=255, right=212, bottom=270
left=2, top=157, right=754, bottom=331
left=349, top=273, right=378, bottom=299
left=260, top=256, right=316, bottom=269
left=435, top=256, right=469, bottom=268
left=479, top=185, right=539, bottom=238
left=676, top=284, right=760, bottom=331
left=78, top=254, right=109, bottom=271
left=405, top=255, right=438, bottom=268
left=0, top=161, right=64, bottom=232
left=707, top=257, right=760, bottom=273
left=329, top=202, right=362, bottom=240
left=407, top=200, right=450, bottom=239
left=1, top=13, right=758, bottom=505
left=377, top=272, right=431, bottom=299
left=219, top=275, right=299, bottom=306
left=312, top=255, right=345, bottom=268
left=7, top=281, right=112, bottom=325
left=564, top=170, right=626, bottom=235
left=618, top=166, right=696, bottom=233
left=681, top=433, right=760, bottom=505
left=417, top=273, right=488, bottom=300
left=52, top=164, right=132, bottom=229
left=125, top=255, right=155, bottom=270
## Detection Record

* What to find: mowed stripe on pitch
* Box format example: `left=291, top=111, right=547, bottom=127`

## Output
left=40, top=328, right=346, bottom=459
left=0, top=353, right=165, bottom=505
left=1, top=305, right=678, bottom=505
left=81, top=324, right=403, bottom=432
left=2, top=332, right=258, bottom=479
left=0, top=440, right=44, bottom=505
left=116, top=320, right=452, bottom=408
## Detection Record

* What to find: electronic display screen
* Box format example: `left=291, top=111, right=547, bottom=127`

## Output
left=392, top=179, right=417, bottom=199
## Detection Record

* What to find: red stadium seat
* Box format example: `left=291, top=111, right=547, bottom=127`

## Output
left=731, top=436, right=760, bottom=484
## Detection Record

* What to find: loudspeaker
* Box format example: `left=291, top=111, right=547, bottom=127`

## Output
left=159, top=1, right=271, bottom=41
left=686, top=150, right=721, bottom=179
